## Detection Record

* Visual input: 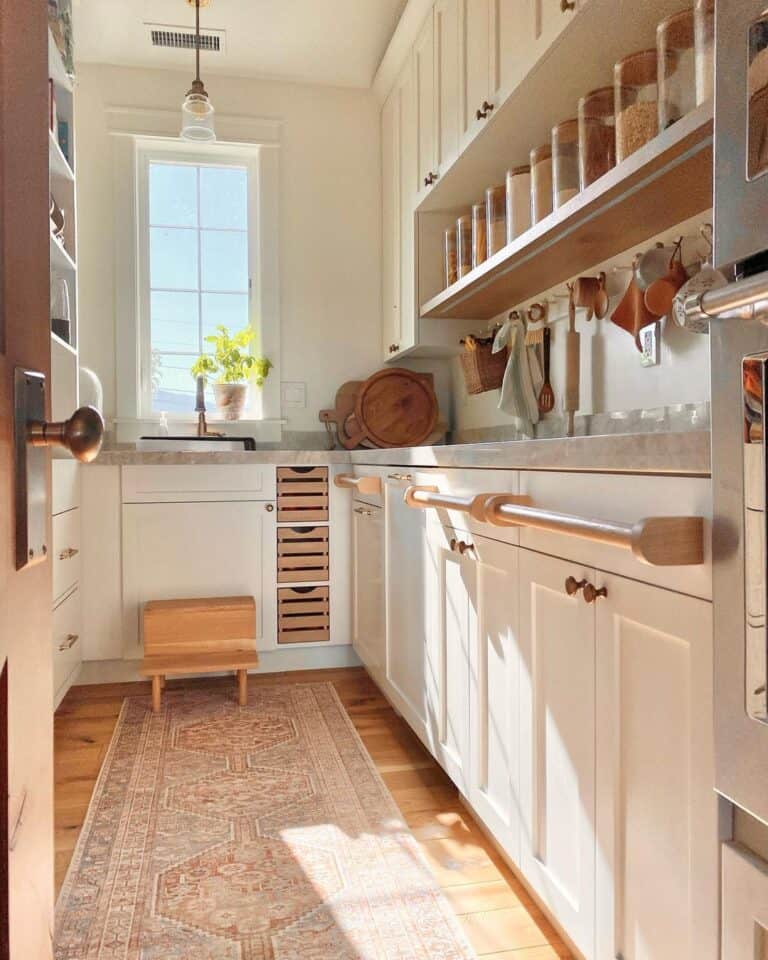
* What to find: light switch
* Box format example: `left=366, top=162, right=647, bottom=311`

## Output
left=281, top=382, right=307, bottom=409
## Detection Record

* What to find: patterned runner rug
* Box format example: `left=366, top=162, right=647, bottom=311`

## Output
left=55, top=683, right=475, bottom=959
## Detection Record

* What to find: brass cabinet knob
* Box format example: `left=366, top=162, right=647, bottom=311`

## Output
left=58, top=546, right=79, bottom=560
left=265, top=503, right=274, bottom=512
left=565, top=576, right=587, bottom=596
left=560, top=0, right=575, bottom=10
left=476, top=100, right=495, bottom=120
left=457, top=540, right=474, bottom=555
left=58, top=633, right=79, bottom=652
left=28, top=405, right=104, bottom=463
left=583, top=583, right=608, bottom=603
left=450, top=537, right=458, bottom=552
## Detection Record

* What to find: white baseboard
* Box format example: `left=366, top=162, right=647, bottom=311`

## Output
left=76, top=646, right=362, bottom=686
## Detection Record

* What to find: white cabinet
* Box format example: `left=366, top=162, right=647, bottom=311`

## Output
left=518, top=548, right=597, bottom=959
left=384, top=474, right=432, bottom=747
left=492, top=0, right=537, bottom=106
left=535, top=0, right=581, bottom=54
left=434, top=0, right=459, bottom=176
left=381, top=86, right=401, bottom=361
left=425, top=521, right=473, bottom=790
left=397, top=57, right=418, bottom=359
left=722, top=842, right=768, bottom=960
left=352, top=501, right=385, bottom=683
left=415, top=12, right=437, bottom=202
left=458, top=0, right=492, bottom=149
left=595, top=574, right=718, bottom=960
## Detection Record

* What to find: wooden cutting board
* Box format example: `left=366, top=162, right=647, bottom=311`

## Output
left=344, top=369, right=438, bottom=449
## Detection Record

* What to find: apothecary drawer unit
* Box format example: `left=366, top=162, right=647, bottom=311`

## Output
left=276, top=466, right=329, bottom=522
left=277, top=526, right=330, bottom=583
left=277, top=585, right=330, bottom=644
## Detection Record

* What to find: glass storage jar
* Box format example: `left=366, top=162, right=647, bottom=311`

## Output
left=457, top=214, right=472, bottom=278
left=472, top=201, right=487, bottom=268
left=444, top=226, right=457, bottom=287
left=578, top=86, right=616, bottom=189
left=505, top=164, right=531, bottom=243
left=552, top=118, right=580, bottom=209
left=658, top=9, right=696, bottom=129
left=486, top=185, right=507, bottom=256
left=530, top=143, right=553, bottom=225
left=615, top=49, right=660, bottom=162
left=694, top=0, right=714, bottom=105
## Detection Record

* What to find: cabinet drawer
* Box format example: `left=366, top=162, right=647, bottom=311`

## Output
left=53, top=587, right=81, bottom=698
left=122, top=465, right=273, bottom=503
left=277, top=585, right=330, bottom=644
left=52, top=508, right=80, bottom=603
left=277, top=527, right=329, bottom=583
left=277, top=466, right=329, bottom=522
left=52, top=460, right=80, bottom=516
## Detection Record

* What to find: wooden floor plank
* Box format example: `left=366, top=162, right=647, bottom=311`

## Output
left=54, top=668, right=572, bottom=958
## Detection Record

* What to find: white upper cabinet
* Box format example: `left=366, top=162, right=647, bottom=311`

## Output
left=518, top=548, right=597, bottom=960
left=381, top=87, right=401, bottom=361
left=458, top=0, right=492, bottom=149
left=492, top=0, right=537, bottom=106
left=434, top=0, right=460, bottom=176
left=415, top=12, right=437, bottom=202
left=534, top=0, right=581, bottom=55
left=595, top=574, right=718, bottom=960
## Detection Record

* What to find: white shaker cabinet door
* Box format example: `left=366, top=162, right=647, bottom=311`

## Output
left=534, top=0, right=580, bottom=54
left=397, top=57, right=418, bottom=356
left=434, top=0, right=460, bottom=176
left=722, top=842, right=768, bottom=960
left=519, top=548, right=596, bottom=960
left=492, top=0, right=537, bottom=108
left=381, top=86, right=401, bottom=362
left=425, top=521, right=474, bottom=792
left=352, top=502, right=385, bottom=683
left=595, top=575, right=718, bottom=960
left=458, top=0, right=492, bottom=150
left=414, top=10, right=437, bottom=204
left=470, top=534, right=522, bottom=866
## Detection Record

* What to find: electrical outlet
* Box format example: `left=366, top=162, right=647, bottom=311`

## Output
left=281, top=382, right=306, bottom=409
left=639, top=321, right=661, bottom=367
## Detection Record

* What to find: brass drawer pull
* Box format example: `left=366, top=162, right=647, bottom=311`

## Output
left=59, top=546, right=79, bottom=560
left=354, top=507, right=373, bottom=516
left=388, top=473, right=413, bottom=482
left=58, top=633, right=79, bottom=652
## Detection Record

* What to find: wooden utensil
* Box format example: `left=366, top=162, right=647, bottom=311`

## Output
left=565, top=286, right=580, bottom=436
left=538, top=327, right=554, bottom=413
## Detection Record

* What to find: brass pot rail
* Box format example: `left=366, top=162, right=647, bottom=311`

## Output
left=334, top=473, right=382, bottom=496
left=403, top=486, right=704, bottom=567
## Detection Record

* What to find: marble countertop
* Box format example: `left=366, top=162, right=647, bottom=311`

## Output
left=92, top=430, right=711, bottom=476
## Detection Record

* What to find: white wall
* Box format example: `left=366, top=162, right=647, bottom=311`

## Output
left=74, top=62, right=382, bottom=435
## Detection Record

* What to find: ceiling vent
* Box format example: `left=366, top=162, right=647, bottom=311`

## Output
left=146, top=23, right=225, bottom=54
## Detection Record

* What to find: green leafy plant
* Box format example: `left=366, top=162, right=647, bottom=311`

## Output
left=191, top=325, right=273, bottom=386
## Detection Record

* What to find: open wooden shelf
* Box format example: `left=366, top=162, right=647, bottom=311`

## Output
left=421, top=100, right=713, bottom=322
left=49, top=130, right=74, bottom=182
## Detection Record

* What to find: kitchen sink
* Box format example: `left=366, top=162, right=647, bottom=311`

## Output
left=136, top=436, right=257, bottom=452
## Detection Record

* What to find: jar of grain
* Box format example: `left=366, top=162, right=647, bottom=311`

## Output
left=694, top=0, right=714, bottom=104
left=658, top=9, right=696, bottom=129
left=457, top=214, right=472, bottom=278
left=530, top=143, right=553, bottom=225
left=444, top=226, right=457, bottom=287
left=505, top=164, right=531, bottom=243
left=578, top=86, right=616, bottom=189
left=552, top=118, right=580, bottom=209
left=472, top=201, right=487, bottom=269
left=485, top=185, right=507, bottom=256
left=615, top=49, right=660, bottom=162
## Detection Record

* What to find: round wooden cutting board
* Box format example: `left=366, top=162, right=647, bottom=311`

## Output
left=345, top=368, right=438, bottom=449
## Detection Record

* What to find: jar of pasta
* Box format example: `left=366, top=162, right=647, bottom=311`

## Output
left=578, top=86, right=616, bottom=189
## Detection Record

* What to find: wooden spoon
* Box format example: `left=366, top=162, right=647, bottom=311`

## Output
left=538, top=327, right=554, bottom=414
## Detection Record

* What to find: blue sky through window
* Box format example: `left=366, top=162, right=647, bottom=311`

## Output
left=148, top=160, right=249, bottom=414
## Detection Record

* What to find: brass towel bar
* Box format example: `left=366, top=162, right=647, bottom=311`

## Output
left=403, top=485, right=704, bottom=567
left=334, top=473, right=382, bottom=495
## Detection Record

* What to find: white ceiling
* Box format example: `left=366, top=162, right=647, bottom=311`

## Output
left=72, top=0, right=408, bottom=89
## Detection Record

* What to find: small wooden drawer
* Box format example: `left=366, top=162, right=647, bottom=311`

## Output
left=53, top=587, right=81, bottom=699
left=277, top=585, right=330, bottom=644
left=52, top=508, right=81, bottom=603
left=277, top=466, right=329, bottom=522
left=278, top=527, right=329, bottom=583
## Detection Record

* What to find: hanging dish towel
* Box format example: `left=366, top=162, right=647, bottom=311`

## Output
left=493, top=314, right=540, bottom=436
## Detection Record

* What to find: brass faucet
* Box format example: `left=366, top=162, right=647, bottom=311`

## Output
left=195, top=377, right=224, bottom=438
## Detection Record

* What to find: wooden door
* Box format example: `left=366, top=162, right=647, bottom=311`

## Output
left=492, top=0, right=536, bottom=106
left=469, top=534, right=522, bottom=865
left=384, top=475, right=431, bottom=747
left=380, top=87, right=401, bottom=361
left=352, top=503, right=385, bottom=681
left=519, top=548, right=596, bottom=960
left=595, top=575, right=718, bottom=960
left=458, top=0, right=492, bottom=149
left=426, top=521, right=473, bottom=791
left=0, top=2, right=56, bottom=956
left=434, top=0, right=459, bottom=176
left=414, top=10, right=436, bottom=203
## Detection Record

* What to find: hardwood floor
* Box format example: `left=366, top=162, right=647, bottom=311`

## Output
left=54, top=667, right=572, bottom=959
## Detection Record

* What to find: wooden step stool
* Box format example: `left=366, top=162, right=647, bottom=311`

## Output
left=140, top=596, right=258, bottom=712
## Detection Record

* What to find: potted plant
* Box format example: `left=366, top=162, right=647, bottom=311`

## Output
left=191, top=325, right=272, bottom=421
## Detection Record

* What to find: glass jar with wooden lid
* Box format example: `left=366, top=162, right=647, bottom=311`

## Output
left=472, top=202, right=487, bottom=268
left=694, top=0, right=714, bottom=105
left=506, top=164, right=531, bottom=243
left=578, top=86, right=616, bottom=189
left=614, top=49, right=660, bottom=163
left=530, top=143, right=553, bottom=225
left=658, top=9, right=696, bottom=129
left=485, top=185, right=507, bottom=256
left=552, top=118, right=580, bottom=209
left=457, top=214, right=472, bottom=278
left=444, top=226, right=457, bottom=288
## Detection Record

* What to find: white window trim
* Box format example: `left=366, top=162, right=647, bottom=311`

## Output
left=112, top=122, right=281, bottom=442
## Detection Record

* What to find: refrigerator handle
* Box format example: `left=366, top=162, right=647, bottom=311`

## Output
left=682, top=268, right=768, bottom=325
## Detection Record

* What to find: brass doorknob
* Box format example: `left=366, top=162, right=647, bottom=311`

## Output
left=28, top=405, right=104, bottom=462
left=565, top=576, right=587, bottom=596
left=583, top=583, right=608, bottom=603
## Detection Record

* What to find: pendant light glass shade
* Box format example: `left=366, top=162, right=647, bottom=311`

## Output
left=181, top=81, right=216, bottom=141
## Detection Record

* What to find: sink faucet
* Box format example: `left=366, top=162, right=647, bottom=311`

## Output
left=195, top=376, right=224, bottom=438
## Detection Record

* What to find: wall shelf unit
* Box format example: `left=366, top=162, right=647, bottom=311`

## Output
left=49, top=129, right=74, bottom=182
left=421, top=101, right=713, bottom=321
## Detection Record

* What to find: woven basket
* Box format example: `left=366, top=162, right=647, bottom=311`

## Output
left=459, top=336, right=508, bottom=395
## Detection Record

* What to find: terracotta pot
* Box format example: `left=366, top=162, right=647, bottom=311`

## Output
left=213, top=383, right=248, bottom=421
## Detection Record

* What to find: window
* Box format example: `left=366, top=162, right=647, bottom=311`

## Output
left=144, top=158, right=251, bottom=414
